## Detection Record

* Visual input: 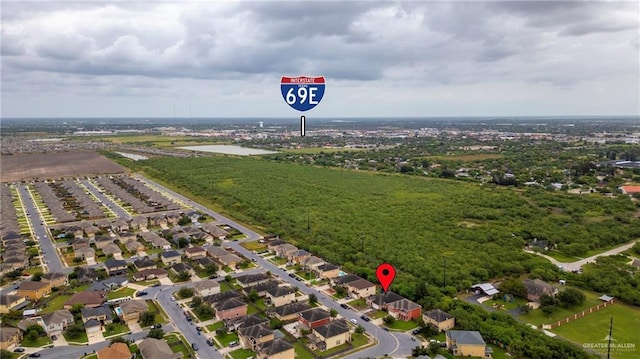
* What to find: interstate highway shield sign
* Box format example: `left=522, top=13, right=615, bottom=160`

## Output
left=281, top=76, right=325, bottom=112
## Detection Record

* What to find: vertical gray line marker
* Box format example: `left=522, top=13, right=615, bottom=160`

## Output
left=300, top=115, right=306, bottom=137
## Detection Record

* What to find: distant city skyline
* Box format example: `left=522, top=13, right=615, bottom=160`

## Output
left=2, top=1, right=638, bottom=118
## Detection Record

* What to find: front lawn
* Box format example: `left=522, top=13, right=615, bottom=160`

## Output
left=106, top=287, right=136, bottom=300
left=21, top=336, right=52, bottom=347
left=145, top=300, right=167, bottom=325
left=165, top=334, right=195, bottom=359
left=64, top=331, right=88, bottom=344
left=206, top=321, right=224, bottom=333
left=367, top=310, right=387, bottom=319
left=215, top=331, right=239, bottom=347
left=229, top=348, right=255, bottom=359
left=519, top=289, right=602, bottom=325
left=103, top=322, right=130, bottom=337
left=270, top=257, right=288, bottom=265
left=351, top=333, right=368, bottom=348
left=485, top=296, right=529, bottom=311
left=293, top=341, right=315, bottom=359
left=347, top=298, right=368, bottom=310
left=220, top=281, right=234, bottom=293
left=41, top=294, right=71, bottom=313
left=384, top=319, right=420, bottom=331
left=240, top=241, right=267, bottom=252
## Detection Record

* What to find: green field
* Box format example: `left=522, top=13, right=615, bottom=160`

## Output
left=552, top=304, right=640, bottom=359
left=520, top=290, right=602, bottom=326
left=106, top=287, right=136, bottom=300
left=129, top=156, right=640, bottom=297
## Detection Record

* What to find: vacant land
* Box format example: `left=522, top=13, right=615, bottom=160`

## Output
left=552, top=304, right=640, bottom=359
left=1, top=151, right=125, bottom=182
left=122, top=156, right=639, bottom=304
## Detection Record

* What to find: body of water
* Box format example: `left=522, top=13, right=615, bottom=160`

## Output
left=177, top=145, right=278, bottom=156
left=115, top=152, right=149, bottom=161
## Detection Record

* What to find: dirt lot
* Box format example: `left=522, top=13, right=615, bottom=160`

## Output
left=1, top=151, right=126, bottom=182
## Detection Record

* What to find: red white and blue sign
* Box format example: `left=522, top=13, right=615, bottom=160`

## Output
left=281, top=76, right=325, bottom=112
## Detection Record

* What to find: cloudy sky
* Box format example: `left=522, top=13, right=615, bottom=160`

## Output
left=1, top=1, right=638, bottom=118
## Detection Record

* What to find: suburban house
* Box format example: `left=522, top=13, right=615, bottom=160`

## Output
left=83, top=225, right=99, bottom=239
left=267, top=239, right=286, bottom=253
left=82, top=304, right=114, bottom=325
left=256, top=338, right=295, bottom=359
left=40, top=309, right=74, bottom=337
left=0, top=294, right=26, bottom=314
left=17, top=281, right=51, bottom=301
left=134, top=258, right=157, bottom=271
left=133, top=268, right=168, bottom=281
left=203, top=291, right=242, bottom=306
left=76, top=267, right=99, bottom=283
left=207, top=246, right=242, bottom=269
left=95, top=235, right=114, bottom=250
left=118, top=300, right=148, bottom=324
left=125, top=240, right=145, bottom=253
left=265, top=286, right=296, bottom=307
left=89, top=277, right=129, bottom=292
left=97, top=342, right=132, bottom=359
left=332, top=274, right=361, bottom=287
left=524, top=279, right=558, bottom=302
left=446, top=330, right=492, bottom=358
left=112, top=219, right=130, bottom=232
left=75, top=246, right=96, bottom=261
left=201, top=223, right=229, bottom=240
left=86, top=320, right=103, bottom=344
left=345, top=278, right=376, bottom=299
left=119, top=232, right=137, bottom=242
left=289, top=249, right=311, bottom=264
left=0, top=327, right=22, bottom=350
left=193, top=280, right=220, bottom=297
left=41, top=272, right=68, bottom=288
left=386, top=298, right=422, bottom=321
left=423, top=309, right=455, bottom=332
left=315, top=263, right=340, bottom=279
left=139, top=337, right=183, bottom=359
left=105, top=259, right=128, bottom=276
left=130, top=216, right=148, bottom=231
left=140, top=232, right=171, bottom=249
left=275, top=243, right=298, bottom=259
left=308, top=319, right=351, bottom=351
left=214, top=297, right=248, bottom=320
left=236, top=273, right=271, bottom=288
left=270, top=302, right=311, bottom=322
left=242, top=280, right=279, bottom=298
left=170, top=263, right=195, bottom=276
left=160, top=250, right=182, bottom=265
left=302, top=256, right=325, bottom=271
left=298, top=308, right=331, bottom=329
left=166, top=212, right=181, bottom=225
left=366, top=292, right=404, bottom=310
left=227, top=314, right=268, bottom=332
left=102, top=243, right=123, bottom=258
left=149, top=214, right=168, bottom=227
left=184, top=246, right=207, bottom=260
left=64, top=291, right=106, bottom=309
left=238, top=324, right=274, bottom=350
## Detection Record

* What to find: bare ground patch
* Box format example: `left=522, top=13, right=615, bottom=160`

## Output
left=1, top=151, right=126, bottom=182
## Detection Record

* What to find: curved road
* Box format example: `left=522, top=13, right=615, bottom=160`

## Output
left=524, top=240, right=638, bottom=272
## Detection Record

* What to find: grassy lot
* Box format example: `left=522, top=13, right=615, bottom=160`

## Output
left=347, top=298, right=369, bottom=311
left=253, top=298, right=267, bottom=311
left=351, top=333, right=368, bottom=348
left=106, top=287, right=136, bottom=300
left=293, top=341, right=315, bottom=359
left=220, top=281, right=235, bottom=293
left=215, top=331, right=239, bottom=347
left=240, top=241, right=267, bottom=252
left=146, top=300, right=166, bottom=324
left=64, top=331, right=88, bottom=344
left=270, top=257, right=288, bottom=265
left=295, top=270, right=316, bottom=280
left=21, top=336, right=52, bottom=347
left=41, top=294, right=71, bottom=313
left=384, top=319, right=420, bottom=331
left=552, top=303, right=640, bottom=359
left=544, top=250, right=581, bottom=262
left=228, top=348, right=255, bottom=359
left=519, top=289, right=602, bottom=326
left=485, top=296, right=529, bottom=311
left=165, top=333, right=195, bottom=359
left=136, top=279, right=160, bottom=287
left=103, top=322, right=130, bottom=337
left=206, top=321, right=224, bottom=333
left=193, top=309, right=214, bottom=322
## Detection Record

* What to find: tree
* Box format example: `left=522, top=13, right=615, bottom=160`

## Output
left=70, top=303, right=85, bottom=315
left=334, top=286, right=346, bottom=297
left=140, top=311, right=155, bottom=327
left=308, top=293, right=317, bottom=304
left=499, top=278, right=527, bottom=299
left=539, top=294, right=557, bottom=307
left=147, top=328, right=164, bottom=339
left=355, top=325, right=365, bottom=334
left=557, top=288, right=586, bottom=308
left=110, top=336, right=129, bottom=344
left=27, top=248, right=39, bottom=259
left=191, top=296, right=203, bottom=307
left=177, top=271, right=191, bottom=282
left=178, top=216, right=192, bottom=226
left=178, top=238, right=189, bottom=249
left=194, top=303, right=214, bottom=319
left=204, top=263, right=219, bottom=275
left=26, top=324, right=45, bottom=342
left=269, top=318, right=283, bottom=330
left=248, top=289, right=259, bottom=302
left=541, top=305, right=555, bottom=317
left=383, top=315, right=395, bottom=325
left=31, top=272, right=43, bottom=281
left=224, top=275, right=233, bottom=283
left=178, top=287, right=194, bottom=298
left=65, top=323, right=86, bottom=339
left=329, top=309, right=338, bottom=318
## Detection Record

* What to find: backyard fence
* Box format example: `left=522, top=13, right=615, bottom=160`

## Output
left=542, top=298, right=616, bottom=330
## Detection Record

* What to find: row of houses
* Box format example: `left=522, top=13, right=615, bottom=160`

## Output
left=0, top=231, right=29, bottom=275
left=1, top=185, right=20, bottom=234
left=34, top=181, right=75, bottom=222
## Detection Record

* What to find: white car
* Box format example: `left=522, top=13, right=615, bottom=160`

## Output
left=170, top=297, right=176, bottom=301
left=350, top=319, right=358, bottom=324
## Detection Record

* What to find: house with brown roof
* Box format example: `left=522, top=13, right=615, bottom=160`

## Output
left=97, top=342, right=132, bottom=359
left=0, top=327, right=22, bottom=350
left=302, top=256, right=325, bottom=271
left=17, top=281, right=51, bottom=301
left=84, top=225, right=99, bottom=239
left=0, top=294, right=26, bottom=314
left=201, top=223, right=229, bottom=240
left=118, top=300, right=148, bottom=324
left=41, top=272, right=69, bottom=288
left=298, top=308, right=331, bottom=329
left=112, top=219, right=130, bottom=233
left=139, top=337, right=183, bottom=359
left=64, top=291, right=105, bottom=309
left=236, top=273, right=271, bottom=288
left=95, top=235, right=114, bottom=250
left=119, top=231, right=137, bottom=242
left=256, top=338, right=294, bottom=359
left=125, top=240, right=145, bottom=254
left=184, top=246, right=207, bottom=259
left=75, top=246, right=96, bottom=261
left=345, top=278, right=376, bottom=299
left=193, top=280, right=220, bottom=297
left=133, top=268, right=168, bottom=282
left=308, top=319, right=351, bottom=351
left=103, top=243, right=123, bottom=258
left=130, top=216, right=148, bottom=231
left=424, top=309, right=455, bottom=332
left=242, top=280, right=279, bottom=298
left=524, top=279, right=558, bottom=303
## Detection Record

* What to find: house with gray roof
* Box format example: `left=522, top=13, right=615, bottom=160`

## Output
left=446, top=330, right=491, bottom=358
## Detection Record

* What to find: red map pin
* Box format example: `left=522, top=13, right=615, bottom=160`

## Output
left=376, top=263, right=396, bottom=292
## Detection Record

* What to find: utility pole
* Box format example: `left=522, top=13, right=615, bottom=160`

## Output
left=607, top=316, right=613, bottom=359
